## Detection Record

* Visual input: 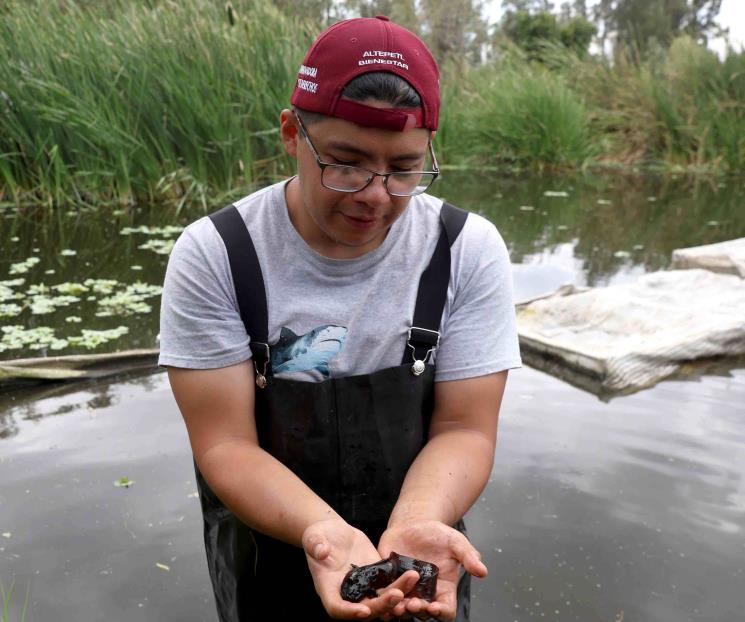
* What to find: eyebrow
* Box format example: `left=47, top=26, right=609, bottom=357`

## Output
left=325, top=141, right=425, bottom=162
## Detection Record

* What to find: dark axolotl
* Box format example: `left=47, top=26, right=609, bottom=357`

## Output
left=340, top=552, right=439, bottom=602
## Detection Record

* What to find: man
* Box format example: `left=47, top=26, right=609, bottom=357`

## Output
left=159, top=15, right=521, bottom=622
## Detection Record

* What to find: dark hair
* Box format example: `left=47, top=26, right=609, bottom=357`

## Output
left=296, top=71, right=421, bottom=124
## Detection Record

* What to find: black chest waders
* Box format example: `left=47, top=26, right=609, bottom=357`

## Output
left=196, top=201, right=472, bottom=621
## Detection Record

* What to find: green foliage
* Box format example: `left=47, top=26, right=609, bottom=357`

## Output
left=0, top=0, right=743, bottom=207
left=594, top=0, right=723, bottom=60
left=0, top=0, right=312, bottom=207
left=448, top=62, right=592, bottom=168
left=500, top=9, right=596, bottom=60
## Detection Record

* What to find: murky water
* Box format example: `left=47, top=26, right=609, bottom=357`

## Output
left=2, top=172, right=745, bottom=358
left=2, top=172, right=744, bottom=621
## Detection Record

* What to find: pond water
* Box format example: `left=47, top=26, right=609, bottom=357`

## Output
left=1, top=172, right=744, bottom=621
left=2, top=172, right=745, bottom=357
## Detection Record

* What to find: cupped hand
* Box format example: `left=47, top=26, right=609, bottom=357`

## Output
left=378, top=520, right=488, bottom=621
left=302, top=517, right=421, bottom=620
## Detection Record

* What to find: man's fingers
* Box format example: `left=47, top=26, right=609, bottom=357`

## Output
left=364, top=588, right=404, bottom=618
left=324, top=598, right=371, bottom=620
left=385, top=569, right=420, bottom=595
left=450, top=533, right=488, bottom=577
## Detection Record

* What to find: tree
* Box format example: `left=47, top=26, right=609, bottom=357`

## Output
left=346, top=0, right=490, bottom=66
left=345, top=0, right=418, bottom=33
left=594, top=0, right=724, bottom=59
left=419, top=0, right=489, bottom=65
left=499, top=5, right=596, bottom=60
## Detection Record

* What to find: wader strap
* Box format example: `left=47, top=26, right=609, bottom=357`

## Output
left=402, top=201, right=469, bottom=366
left=209, top=204, right=271, bottom=380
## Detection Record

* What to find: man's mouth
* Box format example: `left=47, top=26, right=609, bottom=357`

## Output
left=342, top=213, right=377, bottom=228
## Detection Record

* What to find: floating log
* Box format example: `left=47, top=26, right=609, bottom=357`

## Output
left=0, top=348, right=160, bottom=390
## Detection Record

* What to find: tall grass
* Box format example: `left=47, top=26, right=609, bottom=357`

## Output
left=1, top=1, right=744, bottom=209
left=442, top=60, right=593, bottom=169
left=0, top=0, right=310, bottom=208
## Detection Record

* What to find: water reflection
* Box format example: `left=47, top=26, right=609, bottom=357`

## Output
left=469, top=365, right=745, bottom=622
left=0, top=368, right=160, bottom=439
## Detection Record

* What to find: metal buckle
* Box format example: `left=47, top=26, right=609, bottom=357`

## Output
left=406, top=327, right=440, bottom=376
left=252, top=342, right=270, bottom=389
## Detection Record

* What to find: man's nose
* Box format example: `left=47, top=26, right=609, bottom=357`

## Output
left=353, top=173, right=390, bottom=205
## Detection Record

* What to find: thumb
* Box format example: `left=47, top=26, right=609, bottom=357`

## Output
left=302, top=529, right=330, bottom=561
left=450, top=534, right=488, bottom=578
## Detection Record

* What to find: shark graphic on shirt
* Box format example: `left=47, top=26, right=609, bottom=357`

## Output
left=270, top=325, right=347, bottom=378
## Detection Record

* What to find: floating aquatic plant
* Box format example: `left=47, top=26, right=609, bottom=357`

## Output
left=0, top=325, right=68, bottom=352
left=137, top=238, right=175, bottom=255
left=96, top=282, right=162, bottom=316
left=0, top=303, right=22, bottom=318
left=24, top=284, right=80, bottom=314
left=83, top=279, right=119, bottom=295
left=67, top=326, right=129, bottom=349
left=53, top=282, right=90, bottom=295
left=120, top=225, right=183, bottom=237
left=0, top=286, right=22, bottom=303
left=9, top=257, right=40, bottom=275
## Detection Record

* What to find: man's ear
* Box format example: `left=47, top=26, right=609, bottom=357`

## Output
left=279, top=108, right=299, bottom=158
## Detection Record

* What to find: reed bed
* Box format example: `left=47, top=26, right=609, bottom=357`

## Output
left=1, top=0, right=744, bottom=208
left=0, top=0, right=310, bottom=208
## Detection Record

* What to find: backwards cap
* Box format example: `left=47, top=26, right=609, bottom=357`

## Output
left=290, top=16, right=440, bottom=131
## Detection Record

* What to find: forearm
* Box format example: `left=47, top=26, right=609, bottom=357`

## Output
left=199, top=439, right=341, bottom=547
left=388, top=429, right=495, bottom=528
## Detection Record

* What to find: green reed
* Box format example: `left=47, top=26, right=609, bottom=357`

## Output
left=0, top=0, right=309, bottom=208
left=1, top=1, right=744, bottom=209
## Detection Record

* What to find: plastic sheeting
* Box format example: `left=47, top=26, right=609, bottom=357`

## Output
left=671, top=237, right=745, bottom=278
left=516, top=270, right=745, bottom=396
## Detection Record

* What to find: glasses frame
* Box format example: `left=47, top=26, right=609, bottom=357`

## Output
left=293, top=111, right=439, bottom=197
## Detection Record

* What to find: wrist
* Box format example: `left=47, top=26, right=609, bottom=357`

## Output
left=387, top=497, right=455, bottom=529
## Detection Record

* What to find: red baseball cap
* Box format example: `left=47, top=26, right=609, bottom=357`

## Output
left=290, top=16, right=440, bottom=131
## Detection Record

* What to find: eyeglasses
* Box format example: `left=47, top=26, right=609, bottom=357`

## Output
left=294, top=112, right=439, bottom=197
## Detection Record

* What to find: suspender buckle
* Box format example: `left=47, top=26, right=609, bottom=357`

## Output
left=251, top=342, right=270, bottom=389
left=406, top=327, right=440, bottom=376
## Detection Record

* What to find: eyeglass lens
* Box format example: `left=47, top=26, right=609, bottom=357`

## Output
left=322, top=167, right=436, bottom=196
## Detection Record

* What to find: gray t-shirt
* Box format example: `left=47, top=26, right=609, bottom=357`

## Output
left=158, top=180, right=521, bottom=382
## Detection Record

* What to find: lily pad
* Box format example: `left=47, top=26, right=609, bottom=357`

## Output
left=120, top=225, right=183, bottom=237
left=67, top=326, right=129, bottom=349
left=138, top=239, right=175, bottom=255
left=0, top=325, right=68, bottom=352
left=83, top=279, right=119, bottom=295
left=9, top=257, right=40, bottom=275
left=97, top=282, right=162, bottom=316
left=0, top=303, right=23, bottom=318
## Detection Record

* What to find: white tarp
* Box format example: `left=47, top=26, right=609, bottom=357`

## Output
left=671, top=237, right=745, bottom=278
left=516, top=269, right=745, bottom=395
